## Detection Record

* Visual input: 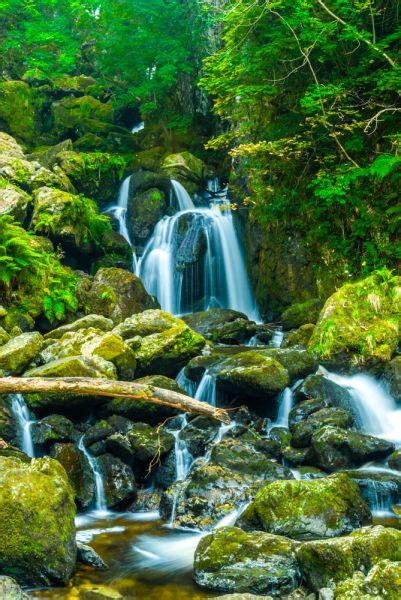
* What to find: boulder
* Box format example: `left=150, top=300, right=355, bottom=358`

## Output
left=52, top=95, right=113, bottom=137
left=281, top=299, right=324, bottom=330
left=31, top=414, right=78, bottom=447
left=0, top=456, right=76, bottom=585
left=77, top=543, right=108, bottom=570
left=0, top=154, right=73, bottom=193
left=53, top=75, right=97, bottom=96
left=0, top=396, right=18, bottom=443
left=383, top=355, right=401, bottom=401
left=0, top=576, right=29, bottom=599
left=310, top=426, right=394, bottom=471
left=282, top=324, right=316, bottom=348
left=82, top=415, right=133, bottom=447
left=182, top=309, right=259, bottom=344
left=290, top=407, right=354, bottom=448
left=0, top=133, right=25, bottom=158
left=0, top=81, right=35, bottom=142
left=0, top=184, right=31, bottom=223
left=179, top=415, right=221, bottom=456
left=309, top=270, right=401, bottom=364
left=0, top=332, right=43, bottom=374
left=113, top=309, right=180, bottom=339
left=388, top=449, right=401, bottom=471
left=50, top=442, right=95, bottom=509
left=162, top=152, right=205, bottom=193
left=96, top=453, right=137, bottom=509
left=257, top=348, right=318, bottom=380
left=194, top=526, right=300, bottom=596
left=25, top=354, right=116, bottom=380
left=334, top=559, right=401, bottom=600
left=77, top=268, right=158, bottom=323
left=212, top=350, right=289, bottom=402
left=296, top=525, right=401, bottom=590
left=44, top=314, right=113, bottom=340
left=288, top=398, right=325, bottom=430
left=127, top=186, right=166, bottom=246
left=238, top=473, right=371, bottom=540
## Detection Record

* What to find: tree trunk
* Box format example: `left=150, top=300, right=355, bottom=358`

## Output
left=0, top=377, right=230, bottom=424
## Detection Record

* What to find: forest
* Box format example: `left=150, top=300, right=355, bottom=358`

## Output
left=0, top=1, right=400, bottom=598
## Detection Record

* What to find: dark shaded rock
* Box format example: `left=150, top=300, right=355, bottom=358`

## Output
left=31, top=414, right=78, bottom=447
left=77, top=543, right=108, bottom=570
left=388, top=449, right=401, bottom=471
left=50, top=442, right=95, bottom=509
left=194, top=526, right=300, bottom=596
left=257, top=348, right=318, bottom=380
left=183, top=309, right=259, bottom=344
left=97, top=453, right=137, bottom=509
left=127, top=186, right=166, bottom=246
left=180, top=416, right=220, bottom=456
left=281, top=299, right=324, bottom=330
left=288, top=398, right=325, bottom=430
left=282, top=446, right=313, bottom=467
left=82, top=416, right=133, bottom=447
left=383, top=356, right=401, bottom=401
left=290, top=407, right=354, bottom=448
left=282, top=324, right=316, bottom=348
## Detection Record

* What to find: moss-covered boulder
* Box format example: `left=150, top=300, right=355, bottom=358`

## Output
left=388, top=449, right=401, bottom=471
left=281, top=299, right=324, bottom=330
left=0, top=81, right=36, bottom=143
left=44, top=314, right=113, bottom=340
left=212, top=351, right=289, bottom=402
left=0, top=133, right=25, bottom=158
left=310, top=425, right=394, bottom=471
left=96, top=453, right=137, bottom=509
left=77, top=268, right=158, bottom=323
left=183, top=309, right=259, bottom=345
left=31, top=414, right=78, bottom=448
left=238, top=473, right=371, bottom=540
left=309, top=270, right=401, bottom=364
left=194, top=526, right=300, bottom=596
left=127, top=186, right=166, bottom=246
left=384, top=355, right=401, bottom=401
left=0, top=576, right=30, bottom=599
left=257, top=347, right=318, bottom=380
left=52, top=95, right=113, bottom=137
left=296, top=525, right=401, bottom=590
left=334, top=559, right=401, bottom=599
left=50, top=442, right=95, bottom=510
left=282, top=324, right=316, bottom=348
left=52, top=75, right=97, bottom=96
left=0, top=154, right=73, bottom=193
left=113, top=309, right=179, bottom=339
left=162, top=152, right=205, bottom=193
left=0, top=456, right=76, bottom=585
left=0, top=183, right=31, bottom=223
left=25, top=354, right=116, bottom=380
left=0, top=332, right=43, bottom=375
left=290, top=407, right=354, bottom=448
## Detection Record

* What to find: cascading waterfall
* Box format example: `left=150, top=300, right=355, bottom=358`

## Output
left=132, top=121, right=145, bottom=134
left=78, top=436, right=108, bottom=515
left=171, top=179, right=195, bottom=211
left=194, top=370, right=217, bottom=406
left=170, top=415, right=194, bottom=482
left=11, top=394, right=36, bottom=458
left=108, top=175, right=138, bottom=271
left=275, top=387, right=294, bottom=427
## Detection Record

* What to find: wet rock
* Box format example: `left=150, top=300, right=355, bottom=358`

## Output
left=0, top=331, right=43, bottom=374
left=383, top=355, right=401, bottom=401
left=0, top=456, right=76, bottom=585
left=334, top=559, right=401, bottom=599
left=282, top=446, right=313, bottom=467
left=290, top=407, right=354, bottom=448
left=97, top=453, right=137, bottom=509
left=44, top=314, right=113, bottom=340
left=0, top=576, right=30, bottom=599
left=388, top=448, right=401, bottom=470
left=183, top=309, right=259, bottom=344
left=180, top=415, right=221, bottom=456
left=310, top=425, right=394, bottom=471
left=0, top=132, right=25, bottom=158
left=50, top=442, right=95, bottom=509
left=127, top=186, right=166, bottom=246
left=52, top=95, right=113, bottom=137
left=194, top=526, right=300, bottom=595
left=77, top=268, right=158, bottom=324
left=0, top=396, right=18, bottom=444
left=238, top=473, right=371, bottom=540
left=184, top=353, right=223, bottom=383
left=296, top=525, right=401, bottom=591
left=31, top=414, right=78, bottom=447
left=345, top=469, right=401, bottom=512
left=281, top=299, right=324, bottom=330
left=212, top=350, right=289, bottom=402
left=69, top=583, right=123, bottom=599
left=257, top=348, right=318, bottom=380
left=0, top=440, right=31, bottom=463
left=77, top=543, right=108, bottom=570
left=268, top=426, right=292, bottom=449
left=282, top=324, right=316, bottom=348
left=134, top=489, right=161, bottom=512
left=83, top=416, right=133, bottom=447
left=134, top=374, right=185, bottom=394
left=288, top=398, right=326, bottom=429
left=309, top=270, right=401, bottom=364
left=113, top=309, right=180, bottom=339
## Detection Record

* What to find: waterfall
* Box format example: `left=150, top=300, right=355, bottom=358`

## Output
left=176, top=368, right=198, bottom=397
left=194, top=370, right=217, bottom=406
left=11, top=394, right=35, bottom=458
left=132, top=121, right=145, bottom=134
left=171, top=180, right=195, bottom=211
left=137, top=200, right=260, bottom=320
left=323, top=370, right=401, bottom=442
left=171, top=415, right=193, bottom=482
left=271, top=328, right=284, bottom=348
left=275, top=387, right=294, bottom=427
left=108, top=175, right=138, bottom=271
left=78, top=436, right=108, bottom=515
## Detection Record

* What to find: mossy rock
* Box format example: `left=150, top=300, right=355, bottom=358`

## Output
left=44, top=314, right=113, bottom=340
left=335, top=559, right=401, bottom=600
left=51, top=95, right=113, bottom=137
left=256, top=347, right=318, bottom=380
left=0, top=332, right=43, bottom=375
left=25, top=354, right=116, bottom=380
left=388, top=449, right=401, bottom=471
left=194, top=526, right=300, bottom=595
left=52, top=75, right=97, bottom=95
left=162, top=151, right=206, bottom=193
left=96, top=453, right=137, bottom=509
left=238, top=473, right=371, bottom=540
left=77, top=268, right=159, bottom=324
left=0, top=456, right=76, bottom=585
left=0, top=81, right=36, bottom=143
left=282, top=324, right=316, bottom=348
left=183, top=309, right=259, bottom=344
left=0, top=184, right=31, bottom=223
left=290, top=407, right=354, bottom=448
left=281, top=298, right=324, bottom=330
left=310, top=425, right=394, bottom=471
left=0, top=154, right=72, bottom=193
left=309, top=270, right=401, bottom=364
left=113, top=309, right=179, bottom=339
left=31, top=414, right=78, bottom=447
left=296, top=525, right=401, bottom=591
left=0, top=133, right=25, bottom=158
left=383, top=355, right=401, bottom=401
left=127, top=186, right=166, bottom=246
left=212, top=350, right=289, bottom=402
left=50, top=442, right=95, bottom=510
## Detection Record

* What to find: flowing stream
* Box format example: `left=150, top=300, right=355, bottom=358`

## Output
left=78, top=436, right=108, bottom=516
left=11, top=394, right=36, bottom=458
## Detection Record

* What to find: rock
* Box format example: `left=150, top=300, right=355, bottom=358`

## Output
left=53, top=74, right=97, bottom=95
left=93, top=228, right=132, bottom=272
left=0, top=440, right=30, bottom=463
left=0, top=456, right=76, bottom=585
left=27, top=139, right=74, bottom=169
left=0, top=184, right=31, bottom=223
left=83, top=415, right=133, bottom=447
left=0, top=153, right=73, bottom=193
left=281, top=299, right=324, bottom=330
left=388, top=449, right=401, bottom=470
left=70, top=583, right=123, bottom=599
left=345, top=469, right=401, bottom=512
left=212, top=350, right=289, bottom=402
left=31, top=414, right=78, bottom=447
left=50, top=442, right=95, bottom=509
left=162, top=152, right=205, bottom=192
left=134, top=374, right=185, bottom=394
left=182, top=309, right=259, bottom=344
left=288, top=398, right=325, bottom=429
left=290, top=407, right=354, bottom=448
left=77, top=268, right=158, bottom=323
left=0, top=576, right=30, bottom=599
left=257, top=348, right=318, bottom=380
left=96, top=453, right=137, bottom=509
left=282, top=324, right=316, bottom=348
left=0, top=132, right=25, bottom=157
left=179, top=415, right=221, bottom=456
left=52, top=95, right=113, bottom=137
left=113, top=309, right=180, bottom=339
left=194, top=526, right=300, bottom=595
left=334, top=559, right=401, bottom=600
left=44, top=314, right=113, bottom=340
left=296, top=371, right=361, bottom=419
left=77, top=543, right=108, bottom=570
left=0, top=326, right=10, bottom=346
left=0, top=81, right=35, bottom=142
left=309, top=270, right=401, bottom=364
left=296, top=525, right=401, bottom=590
left=127, top=186, right=166, bottom=245
left=383, top=355, right=401, bottom=401
left=238, top=473, right=371, bottom=540
left=0, top=331, right=43, bottom=374
left=282, top=446, right=313, bottom=467
left=310, top=425, right=394, bottom=470
left=25, top=354, right=116, bottom=380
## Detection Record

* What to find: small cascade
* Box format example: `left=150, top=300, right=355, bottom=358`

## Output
left=195, top=370, right=217, bottom=406
left=171, top=180, right=195, bottom=211
left=271, top=327, right=284, bottom=348
left=11, top=394, right=36, bottom=458
left=275, top=387, right=294, bottom=427
left=175, top=368, right=198, bottom=397
left=78, top=437, right=108, bottom=515
left=108, top=176, right=138, bottom=271
left=131, top=121, right=145, bottom=134
left=171, top=415, right=193, bottom=482
left=323, top=370, right=401, bottom=442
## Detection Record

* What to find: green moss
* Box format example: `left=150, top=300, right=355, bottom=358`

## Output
left=281, top=298, right=324, bottom=329
left=0, top=332, right=44, bottom=375
left=0, top=81, right=35, bottom=143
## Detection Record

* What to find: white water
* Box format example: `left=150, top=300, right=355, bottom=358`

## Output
left=131, top=121, right=145, bottom=134
left=170, top=415, right=193, bottom=482
left=11, top=394, right=35, bottom=457
left=271, top=327, right=284, bottom=348
left=171, top=179, right=195, bottom=211
left=108, top=176, right=138, bottom=271
left=136, top=196, right=260, bottom=320
left=194, top=370, right=217, bottom=406
left=176, top=368, right=198, bottom=397
left=323, top=370, right=401, bottom=443
left=275, top=387, right=294, bottom=427
left=78, top=436, right=108, bottom=515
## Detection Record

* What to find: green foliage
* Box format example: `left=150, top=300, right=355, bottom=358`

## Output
left=202, top=0, right=401, bottom=279
left=0, top=215, right=77, bottom=323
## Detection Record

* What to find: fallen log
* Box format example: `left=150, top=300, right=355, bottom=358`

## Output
left=0, top=377, right=230, bottom=424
